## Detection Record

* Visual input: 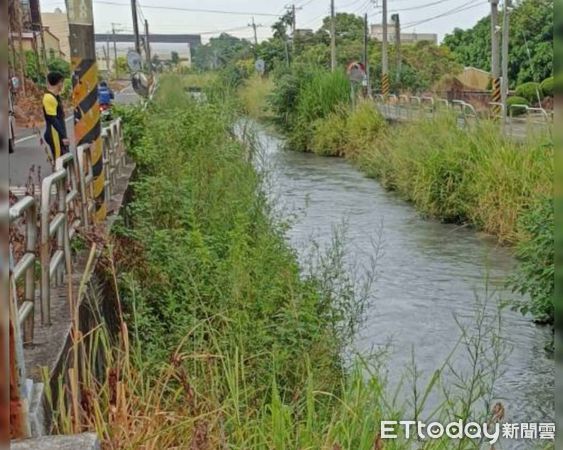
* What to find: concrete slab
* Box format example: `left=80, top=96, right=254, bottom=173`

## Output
left=12, top=432, right=100, bottom=450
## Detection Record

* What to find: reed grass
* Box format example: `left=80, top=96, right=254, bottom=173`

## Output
left=238, top=75, right=274, bottom=120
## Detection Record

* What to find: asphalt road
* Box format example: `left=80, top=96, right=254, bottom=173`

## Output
left=9, top=84, right=139, bottom=188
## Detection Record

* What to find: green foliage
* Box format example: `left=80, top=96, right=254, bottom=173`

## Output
left=506, top=96, right=529, bottom=116
left=193, top=33, right=253, bottom=70
left=357, top=115, right=552, bottom=243
left=310, top=109, right=348, bottom=156
left=116, top=56, right=128, bottom=74
left=344, top=100, right=386, bottom=157
left=540, top=76, right=554, bottom=97
left=24, top=51, right=43, bottom=83
left=61, top=78, right=72, bottom=100
left=170, top=51, right=180, bottom=65
left=47, top=57, right=70, bottom=78
left=443, top=0, right=553, bottom=87
left=270, top=67, right=350, bottom=150
left=515, top=82, right=543, bottom=103
left=509, top=198, right=554, bottom=323
left=112, top=103, right=147, bottom=159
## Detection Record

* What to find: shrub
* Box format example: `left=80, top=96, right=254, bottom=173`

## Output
left=509, top=198, right=554, bottom=323
left=47, top=57, right=71, bottom=78
left=296, top=69, right=350, bottom=127
left=112, top=104, right=147, bottom=159
left=515, top=82, right=543, bottom=103
left=540, top=76, right=554, bottom=97
left=345, top=100, right=386, bottom=158
left=310, top=109, right=348, bottom=156
left=270, top=67, right=350, bottom=151
left=506, top=96, right=529, bottom=116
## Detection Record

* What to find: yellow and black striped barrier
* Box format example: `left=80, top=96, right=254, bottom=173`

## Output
left=491, top=77, right=502, bottom=117
left=67, top=0, right=106, bottom=221
left=71, top=59, right=105, bottom=221
left=382, top=73, right=390, bottom=98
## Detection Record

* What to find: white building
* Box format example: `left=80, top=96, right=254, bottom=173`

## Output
left=370, top=24, right=437, bottom=45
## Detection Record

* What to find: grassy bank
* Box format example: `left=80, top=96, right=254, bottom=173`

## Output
left=256, top=68, right=554, bottom=324
left=45, top=74, right=512, bottom=448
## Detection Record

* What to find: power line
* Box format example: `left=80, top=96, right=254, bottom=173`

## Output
left=336, top=0, right=365, bottom=10
left=402, top=1, right=488, bottom=30
left=389, top=0, right=460, bottom=13
left=93, top=0, right=282, bottom=17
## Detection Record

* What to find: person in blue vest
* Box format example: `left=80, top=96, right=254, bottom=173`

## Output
left=98, top=80, right=114, bottom=107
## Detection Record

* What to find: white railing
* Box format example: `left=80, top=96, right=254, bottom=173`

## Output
left=9, top=197, right=38, bottom=344
left=9, top=118, right=127, bottom=335
left=374, top=95, right=552, bottom=139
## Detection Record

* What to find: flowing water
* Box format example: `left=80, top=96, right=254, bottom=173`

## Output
left=250, top=123, right=554, bottom=439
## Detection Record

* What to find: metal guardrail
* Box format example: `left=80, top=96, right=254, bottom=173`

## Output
left=9, top=118, right=126, bottom=338
left=9, top=115, right=132, bottom=441
left=373, top=94, right=552, bottom=140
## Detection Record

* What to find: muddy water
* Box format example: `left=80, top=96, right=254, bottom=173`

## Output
left=252, top=124, right=553, bottom=433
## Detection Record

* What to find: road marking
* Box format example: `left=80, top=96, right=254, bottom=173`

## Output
left=14, top=117, right=73, bottom=144
left=15, top=134, right=38, bottom=144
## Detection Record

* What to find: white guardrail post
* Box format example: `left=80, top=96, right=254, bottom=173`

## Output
left=40, top=168, right=69, bottom=325
left=9, top=197, right=38, bottom=344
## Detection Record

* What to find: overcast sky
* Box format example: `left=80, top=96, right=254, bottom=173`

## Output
left=40, top=0, right=490, bottom=43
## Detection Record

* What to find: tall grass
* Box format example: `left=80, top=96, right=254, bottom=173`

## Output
left=356, top=116, right=552, bottom=244
left=269, top=67, right=351, bottom=150
left=238, top=74, right=274, bottom=120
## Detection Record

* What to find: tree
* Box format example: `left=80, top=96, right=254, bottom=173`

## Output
left=47, top=57, right=70, bottom=78
left=271, top=11, right=293, bottom=40
left=443, top=0, right=553, bottom=87
left=192, top=33, right=252, bottom=70
left=319, top=13, right=364, bottom=43
left=171, top=51, right=180, bottom=65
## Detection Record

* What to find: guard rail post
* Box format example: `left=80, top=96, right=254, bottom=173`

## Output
left=9, top=197, right=38, bottom=344
left=77, top=144, right=95, bottom=228
left=40, top=169, right=69, bottom=325
left=101, top=128, right=113, bottom=201
left=55, top=153, right=81, bottom=239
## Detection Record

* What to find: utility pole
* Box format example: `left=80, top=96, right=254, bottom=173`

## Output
left=249, top=17, right=258, bottom=46
left=501, top=0, right=511, bottom=124
left=112, top=24, right=119, bottom=78
left=381, top=0, right=389, bottom=96
left=364, top=12, right=370, bottom=94
left=144, top=19, right=152, bottom=74
left=131, top=0, right=141, bottom=54
left=490, top=0, right=501, bottom=116
left=330, top=0, right=336, bottom=71
left=391, top=13, right=401, bottom=85
left=103, top=40, right=110, bottom=74
left=66, top=0, right=105, bottom=221
left=292, top=4, right=297, bottom=35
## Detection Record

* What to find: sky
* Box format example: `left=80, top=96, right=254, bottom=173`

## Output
left=40, top=0, right=491, bottom=44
